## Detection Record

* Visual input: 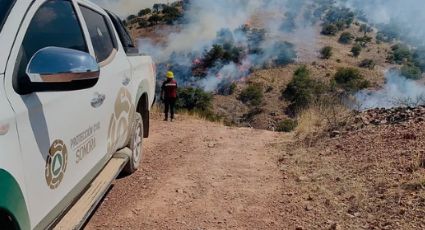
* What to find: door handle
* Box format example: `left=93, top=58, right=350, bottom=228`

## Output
left=91, top=93, right=106, bottom=108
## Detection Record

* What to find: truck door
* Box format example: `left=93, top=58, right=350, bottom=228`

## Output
left=3, top=0, right=127, bottom=228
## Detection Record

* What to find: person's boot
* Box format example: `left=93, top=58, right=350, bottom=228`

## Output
left=164, top=115, right=168, bottom=121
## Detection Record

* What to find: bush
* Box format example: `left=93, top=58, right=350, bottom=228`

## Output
left=239, top=84, right=264, bottom=106
left=229, top=82, right=237, bottom=95
left=276, top=119, right=298, bottom=132
left=176, top=87, right=213, bottom=111
left=359, top=59, right=376, bottom=69
left=355, top=36, right=373, bottom=47
left=334, top=67, right=370, bottom=92
left=148, top=14, right=162, bottom=25
left=413, top=48, right=425, bottom=71
left=387, top=44, right=412, bottom=64
left=401, top=64, right=422, bottom=80
left=339, top=32, right=354, bottom=44
left=283, top=65, right=328, bottom=112
left=320, top=46, right=333, bottom=59
left=323, top=7, right=355, bottom=29
left=127, top=14, right=137, bottom=21
left=351, top=44, right=362, bottom=57
left=321, top=23, right=339, bottom=36
left=138, top=8, right=152, bottom=17
left=138, top=19, right=149, bottom=28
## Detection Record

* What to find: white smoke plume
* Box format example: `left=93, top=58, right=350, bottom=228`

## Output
left=95, top=0, right=425, bottom=109
left=342, top=0, right=425, bottom=46
left=355, top=71, right=425, bottom=110
left=135, top=0, right=318, bottom=91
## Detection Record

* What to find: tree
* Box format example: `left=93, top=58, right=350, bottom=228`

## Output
left=282, top=65, right=327, bottom=112
left=387, top=44, right=412, bottom=64
left=138, top=19, right=149, bottom=28
left=176, top=87, right=212, bottom=111
left=355, top=36, right=372, bottom=47
left=162, top=6, right=182, bottom=24
left=153, top=4, right=162, bottom=13
left=127, top=14, right=136, bottom=21
left=359, top=59, right=376, bottom=69
left=321, top=23, right=338, bottom=36
left=320, top=46, right=333, bottom=59
left=334, top=67, right=370, bottom=92
left=148, top=14, right=162, bottom=25
left=138, top=8, right=152, bottom=17
left=351, top=44, right=362, bottom=57
left=238, top=84, right=264, bottom=106
left=339, top=32, right=354, bottom=44
left=401, top=64, right=422, bottom=80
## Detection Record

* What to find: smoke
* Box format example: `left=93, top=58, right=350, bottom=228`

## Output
left=341, top=0, right=425, bottom=110
left=342, top=0, right=425, bottom=46
left=137, top=0, right=318, bottom=91
left=355, top=71, right=425, bottom=110
left=99, top=0, right=425, bottom=109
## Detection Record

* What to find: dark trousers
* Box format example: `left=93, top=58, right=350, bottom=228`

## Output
left=164, top=98, right=176, bottom=119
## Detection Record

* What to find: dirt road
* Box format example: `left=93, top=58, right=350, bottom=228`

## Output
left=85, top=114, right=285, bottom=229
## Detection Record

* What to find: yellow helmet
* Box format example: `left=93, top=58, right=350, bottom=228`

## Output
left=166, top=71, right=174, bottom=79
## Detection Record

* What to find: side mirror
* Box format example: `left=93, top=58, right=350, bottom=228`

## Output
left=24, top=47, right=100, bottom=93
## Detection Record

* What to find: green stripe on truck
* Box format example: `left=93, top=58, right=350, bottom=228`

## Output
left=0, top=169, right=30, bottom=230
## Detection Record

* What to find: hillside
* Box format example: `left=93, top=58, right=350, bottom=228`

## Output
left=124, top=0, right=424, bottom=131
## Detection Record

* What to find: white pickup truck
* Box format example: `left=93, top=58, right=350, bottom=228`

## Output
left=0, top=0, right=156, bottom=229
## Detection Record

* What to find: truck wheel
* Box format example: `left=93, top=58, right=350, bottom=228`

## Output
left=123, top=113, right=143, bottom=174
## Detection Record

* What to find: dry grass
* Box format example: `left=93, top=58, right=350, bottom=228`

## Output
left=152, top=103, right=223, bottom=123
left=295, top=99, right=354, bottom=145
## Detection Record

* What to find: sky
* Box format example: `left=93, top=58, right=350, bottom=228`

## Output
left=91, top=0, right=166, bottom=17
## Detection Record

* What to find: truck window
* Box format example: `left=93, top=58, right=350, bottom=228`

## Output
left=0, top=0, right=15, bottom=32
left=15, top=0, right=88, bottom=86
left=80, top=6, right=117, bottom=63
left=106, top=11, right=138, bottom=54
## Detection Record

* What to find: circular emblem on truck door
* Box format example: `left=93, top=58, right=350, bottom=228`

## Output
left=45, top=140, right=68, bottom=189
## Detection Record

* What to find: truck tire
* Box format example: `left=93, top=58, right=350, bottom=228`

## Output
left=123, top=113, right=143, bottom=174
left=0, top=211, right=17, bottom=230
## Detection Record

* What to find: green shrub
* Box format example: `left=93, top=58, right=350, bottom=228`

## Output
left=323, top=7, right=355, bottom=29
left=239, top=84, right=264, bottom=106
left=176, top=87, right=221, bottom=122
left=334, top=67, right=370, bottom=91
left=176, top=87, right=213, bottom=111
left=359, top=59, right=376, bottom=69
left=138, top=8, right=152, bottom=17
left=283, top=66, right=328, bottom=112
left=229, top=83, right=237, bottom=95
left=276, top=119, right=298, bottom=132
left=351, top=44, right=362, bottom=57
left=401, top=64, right=422, bottom=80
left=355, top=36, right=373, bottom=47
left=387, top=44, right=412, bottom=64
left=320, top=46, right=333, bottom=59
left=321, top=23, right=339, bottom=36
left=339, top=32, right=354, bottom=44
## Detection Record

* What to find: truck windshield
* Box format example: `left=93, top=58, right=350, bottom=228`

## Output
left=0, top=0, right=15, bottom=32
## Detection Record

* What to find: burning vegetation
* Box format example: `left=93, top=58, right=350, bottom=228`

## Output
left=122, top=0, right=425, bottom=131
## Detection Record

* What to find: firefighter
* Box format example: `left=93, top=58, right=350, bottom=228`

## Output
left=160, top=71, right=178, bottom=121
